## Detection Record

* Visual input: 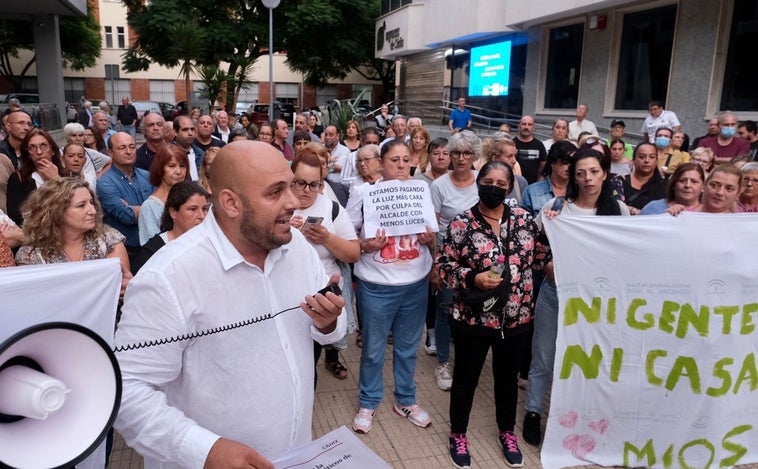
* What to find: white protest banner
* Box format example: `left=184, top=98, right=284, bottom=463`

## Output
left=0, top=258, right=122, bottom=469
left=542, top=213, right=758, bottom=469
left=362, top=179, right=439, bottom=237
left=271, top=425, right=392, bottom=468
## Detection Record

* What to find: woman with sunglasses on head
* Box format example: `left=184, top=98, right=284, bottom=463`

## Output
left=521, top=141, right=575, bottom=217
left=523, top=149, right=629, bottom=448
left=438, top=161, right=548, bottom=468
left=6, top=128, right=65, bottom=225
left=289, top=151, right=360, bottom=383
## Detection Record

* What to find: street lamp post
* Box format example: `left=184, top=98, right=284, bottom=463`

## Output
left=262, top=0, right=280, bottom=123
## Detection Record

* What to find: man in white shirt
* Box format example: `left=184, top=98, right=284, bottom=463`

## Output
left=115, top=141, right=346, bottom=469
left=568, top=104, right=598, bottom=141
left=641, top=100, right=682, bottom=143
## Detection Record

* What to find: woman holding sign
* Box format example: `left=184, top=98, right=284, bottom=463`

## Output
left=523, top=149, right=629, bottom=448
left=351, top=141, right=438, bottom=435
left=438, top=161, right=547, bottom=468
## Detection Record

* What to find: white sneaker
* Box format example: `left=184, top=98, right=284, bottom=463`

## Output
left=435, top=362, right=453, bottom=391
left=424, top=329, right=437, bottom=355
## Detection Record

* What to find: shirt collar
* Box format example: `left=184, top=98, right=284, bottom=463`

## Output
left=205, top=208, right=289, bottom=272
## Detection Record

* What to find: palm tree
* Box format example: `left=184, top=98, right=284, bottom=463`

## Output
left=165, top=23, right=205, bottom=102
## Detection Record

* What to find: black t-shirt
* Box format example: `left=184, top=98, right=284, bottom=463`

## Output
left=193, top=137, right=225, bottom=153
left=117, top=104, right=138, bottom=125
left=514, top=137, right=547, bottom=184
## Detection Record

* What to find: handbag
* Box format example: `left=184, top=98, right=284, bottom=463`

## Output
left=457, top=280, right=509, bottom=314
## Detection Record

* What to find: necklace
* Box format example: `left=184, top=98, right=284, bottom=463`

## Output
left=64, top=243, right=84, bottom=262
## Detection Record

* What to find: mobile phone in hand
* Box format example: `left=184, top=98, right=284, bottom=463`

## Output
left=301, top=216, right=324, bottom=231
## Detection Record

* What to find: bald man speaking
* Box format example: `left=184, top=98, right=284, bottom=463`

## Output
left=115, top=141, right=346, bottom=469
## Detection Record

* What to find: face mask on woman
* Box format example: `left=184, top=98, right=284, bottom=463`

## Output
left=478, top=184, right=507, bottom=209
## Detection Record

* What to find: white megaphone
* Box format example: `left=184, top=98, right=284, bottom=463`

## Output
left=0, top=322, right=121, bottom=469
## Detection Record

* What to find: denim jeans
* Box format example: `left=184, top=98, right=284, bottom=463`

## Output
left=526, top=278, right=558, bottom=414
left=434, top=286, right=453, bottom=363
left=357, top=277, right=428, bottom=409
left=119, top=124, right=136, bottom=138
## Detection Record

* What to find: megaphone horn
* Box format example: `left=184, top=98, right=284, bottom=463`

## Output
left=0, top=322, right=121, bottom=469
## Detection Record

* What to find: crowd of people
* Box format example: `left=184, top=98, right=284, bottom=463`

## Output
left=1, top=97, right=756, bottom=469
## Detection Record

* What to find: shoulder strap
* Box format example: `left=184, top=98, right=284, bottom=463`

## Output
left=331, top=200, right=339, bottom=222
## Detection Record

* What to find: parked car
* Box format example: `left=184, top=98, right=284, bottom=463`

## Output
left=235, top=101, right=254, bottom=116
left=131, top=101, right=161, bottom=132
left=3, top=93, right=39, bottom=104
left=158, top=102, right=176, bottom=121
left=172, top=100, right=210, bottom=120
left=249, top=102, right=295, bottom=127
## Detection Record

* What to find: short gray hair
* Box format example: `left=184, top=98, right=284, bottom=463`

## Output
left=63, top=122, right=85, bottom=137
left=448, top=130, right=481, bottom=158
left=741, top=162, right=758, bottom=173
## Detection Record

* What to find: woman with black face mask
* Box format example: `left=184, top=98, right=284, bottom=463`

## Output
left=437, top=161, right=549, bottom=469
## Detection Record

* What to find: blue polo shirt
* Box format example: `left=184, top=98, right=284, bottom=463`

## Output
left=97, top=165, right=154, bottom=248
left=449, top=108, right=472, bottom=130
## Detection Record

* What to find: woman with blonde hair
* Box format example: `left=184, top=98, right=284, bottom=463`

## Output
left=410, top=126, right=431, bottom=175
left=15, top=178, right=131, bottom=295
left=198, top=146, right=220, bottom=193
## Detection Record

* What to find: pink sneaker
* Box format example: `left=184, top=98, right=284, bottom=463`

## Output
left=353, top=408, right=375, bottom=434
left=393, top=402, right=432, bottom=428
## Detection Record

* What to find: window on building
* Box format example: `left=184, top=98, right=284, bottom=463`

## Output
left=276, top=83, right=299, bottom=106
left=720, top=0, right=758, bottom=111
left=149, top=80, right=175, bottom=104
left=614, top=4, right=677, bottom=110
left=64, top=78, right=85, bottom=104
left=104, top=26, right=113, bottom=49
left=316, top=85, right=337, bottom=107
left=380, top=0, right=413, bottom=16
left=117, top=26, right=126, bottom=49
left=543, top=23, right=584, bottom=109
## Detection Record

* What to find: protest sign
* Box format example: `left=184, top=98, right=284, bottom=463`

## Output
left=542, top=213, right=758, bottom=469
left=362, top=179, right=438, bottom=237
left=272, top=425, right=392, bottom=468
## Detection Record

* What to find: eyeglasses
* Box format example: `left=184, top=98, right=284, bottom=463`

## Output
left=258, top=132, right=273, bottom=137
left=291, top=178, right=323, bottom=191
left=692, top=158, right=711, bottom=164
left=357, top=156, right=379, bottom=164
left=27, top=143, right=51, bottom=153
left=743, top=177, right=758, bottom=186
left=450, top=150, right=475, bottom=158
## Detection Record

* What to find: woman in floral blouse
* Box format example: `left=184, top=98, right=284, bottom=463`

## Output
left=438, top=161, right=548, bottom=469
left=15, top=178, right=131, bottom=298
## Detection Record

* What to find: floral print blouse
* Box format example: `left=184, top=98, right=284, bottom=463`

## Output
left=15, top=226, right=125, bottom=265
left=437, top=204, right=549, bottom=334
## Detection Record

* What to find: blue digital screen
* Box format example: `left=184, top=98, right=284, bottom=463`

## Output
left=468, top=41, right=512, bottom=97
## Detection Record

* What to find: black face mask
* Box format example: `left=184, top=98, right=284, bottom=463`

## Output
left=478, top=184, right=507, bottom=209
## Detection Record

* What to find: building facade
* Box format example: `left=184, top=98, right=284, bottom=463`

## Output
left=376, top=0, right=756, bottom=138
left=2, top=0, right=383, bottom=112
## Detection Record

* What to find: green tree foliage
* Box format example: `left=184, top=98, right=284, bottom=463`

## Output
left=0, top=11, right=101, bottom=91
left=283, top=0, right=394, bottom=99
left=123, top=0, right=281, bottom=111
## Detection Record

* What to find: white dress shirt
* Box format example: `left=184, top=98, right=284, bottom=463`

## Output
left=115, top=210, right=346, bottom=468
